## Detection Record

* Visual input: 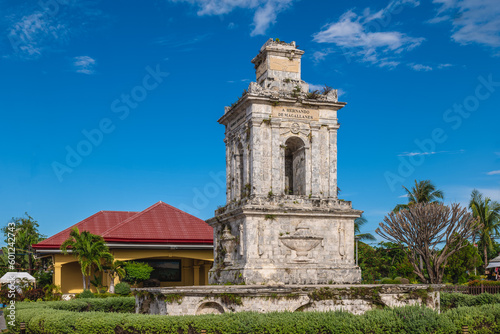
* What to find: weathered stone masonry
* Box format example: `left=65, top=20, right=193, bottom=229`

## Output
left=207, top=39, right=361, bottom=285
left=135, top=284, right=441, bottom=316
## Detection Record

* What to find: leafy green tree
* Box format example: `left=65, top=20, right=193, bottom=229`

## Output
left=469, top=189, right=500, bottom=271
left=354, top=215, right=375, bottom=241
left=123, top=261, right=154, bottom=287
left=393, top=180, right=444, bottom=212
left=443, top=236, right=482, bottom=284
left=358, top=242, right=416, bottom=283
left=60, top=227, right=113, bottom=290
left=1, top=213, right=46, bottom=275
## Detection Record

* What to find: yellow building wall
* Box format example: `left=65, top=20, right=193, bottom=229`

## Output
left=53, top=248, right=213, bottom=294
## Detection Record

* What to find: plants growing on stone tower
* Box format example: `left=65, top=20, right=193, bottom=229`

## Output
left=306, top=90, right=320, bottom=99
left=322, top=85, right=333, bottom=95
left=292, top=85, right=301, bottom=98
left=376, top=203, right=481, bottom=284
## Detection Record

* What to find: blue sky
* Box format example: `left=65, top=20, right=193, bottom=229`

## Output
left=0, top=0, right=499, bottom=245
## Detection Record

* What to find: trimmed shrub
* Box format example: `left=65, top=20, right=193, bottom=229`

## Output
left=8, top=303, right=500, bottom=334
left=23, top=288, right=45, bottom=301
left=380, top=278, right=398, bottom=284
left=441, top=292, right=500, bottom=310
left=77, top=290, right=95, bottom=299
left=115, top=282, right=131, bottom=296
left=14, top=296, right=135, bottom=313
left=393, top=277, right=410, bottom=284
left=467, top=279, right=500, bottom=286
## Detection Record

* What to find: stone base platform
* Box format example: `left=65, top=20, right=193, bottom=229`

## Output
left=134, top=284, right=441, bottom=316
left=213, top=266, right=361, bottom=285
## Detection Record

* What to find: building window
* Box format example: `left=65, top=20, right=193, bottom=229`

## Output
left=284, top=136, right=306, bottom=195
left=141, top=259, right=182, bottom=282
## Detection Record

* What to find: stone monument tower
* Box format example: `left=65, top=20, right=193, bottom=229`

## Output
left=207, top=39, right=362, bottom=285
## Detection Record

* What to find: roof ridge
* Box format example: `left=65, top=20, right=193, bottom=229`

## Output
left=101, top=202, right=160, bottom=238
left=101, top=201, right=166, bottom=237
left=100, top=201, right=209, bottom=239
left=156, top=201, right=205, bottom=221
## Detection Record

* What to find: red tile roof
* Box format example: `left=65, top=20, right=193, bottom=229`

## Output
left=32, top=201, right=213, bottom=250
left=102, top=201, right=213, bottom=244
left=33, top=211, right=137, bottom=249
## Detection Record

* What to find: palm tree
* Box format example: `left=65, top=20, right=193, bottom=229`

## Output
left=60, top=227, right=113, bottom=290
left=469, top=189, right=500, bottom=270
left=394, top=180, right=444, bottom=212
left=354, top=215, right=375, bottom=241
left=104, top=259, right=126, bottom=294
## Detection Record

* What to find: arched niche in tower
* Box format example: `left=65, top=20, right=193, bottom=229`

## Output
left=284, top=136, right=306, bottom=195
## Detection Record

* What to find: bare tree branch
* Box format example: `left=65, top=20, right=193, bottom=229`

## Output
left=376, top=203, right=481, bottom=283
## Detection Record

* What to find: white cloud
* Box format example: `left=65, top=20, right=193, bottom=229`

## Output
left=312, top=0, right=424, bottom=67
left=73, top=56, right=96, bottom=75
left=4, top=2, right=104, bottom=60
left=312, top=49, right=334, bottom=62
left=379, top=60, right=400, bottom=68
left=430, top=0, right=500, bottom=51
left=169, top=0, right=294, bottom=36
left=308, top=83, right=324, bottom=91
left=227, top=78, right=251, bottom=83
left=7, top=12, right=69, bottom=59
left=408, top=63, right=433, bottom=71
left=487, top=170, right=500, bottom=175
left=398, top=149, right=464, bottom=156
left=438, top=63, right=454, bottom=68
left=443, top=185, right=500, bottom=206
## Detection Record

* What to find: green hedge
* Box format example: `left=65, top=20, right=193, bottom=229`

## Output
left=16, top=297, right=135, bottom=313
left=467, top=280, right=500, bottom=286
left=441, top=292, right=500, bottom=311
left=7, top=304, right=500, bottom=334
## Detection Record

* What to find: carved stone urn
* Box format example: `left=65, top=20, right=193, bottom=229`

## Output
left=220, top=226, right=237, bottom=265
left=279, top=225, right=323, bottom=262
